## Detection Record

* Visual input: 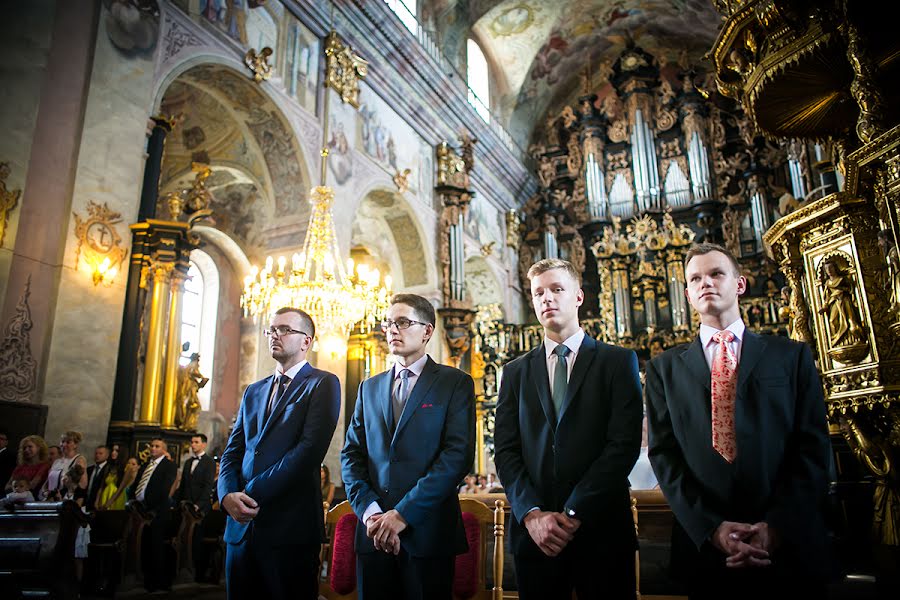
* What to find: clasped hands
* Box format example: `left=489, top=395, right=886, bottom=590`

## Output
left=523, top=509, right=581, bottom=557
left=366, top=509, right=407, bottom=555
left=222, top=491, right=259, bottom=524
left=712, top=521, right=778, bottom=568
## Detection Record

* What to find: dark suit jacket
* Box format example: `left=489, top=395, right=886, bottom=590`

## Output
left=86, top=462, right=109, bottom=510
left=218, top=362, right=340, bottom=547
left=341, top=356, right=475, bottom=558
left=128, top=457, right=177, bottom=515
left=0, top=447, right=15, bottom=489
left=645, top=331, right=830, bottom=576
left=175, top=454, right=216, bottom=513
left=494, top=335, right=643, bottom=557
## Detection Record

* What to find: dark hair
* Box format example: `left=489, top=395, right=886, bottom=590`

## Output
left=684, top=243, right=742, bottom=276
left=321, top=463, right=331, bottom=484
left=191, top=433, right=208, bottom=443
left=150, top=436, right=165, bottom=444
left=96, top=444, right=109, bottom=452
left=390, top=294, right=436, bottom=327
left=275, top=306, right=316, bottom=340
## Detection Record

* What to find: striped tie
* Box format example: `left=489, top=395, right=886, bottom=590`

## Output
left=135, top=460, right=157, bottom=500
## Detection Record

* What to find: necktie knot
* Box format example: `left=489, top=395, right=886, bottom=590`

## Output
left=553, top=344, right=571, bottom=359
left=713, top=330, right=735, bottom=344
left=399, top=368, right=410, bottom=382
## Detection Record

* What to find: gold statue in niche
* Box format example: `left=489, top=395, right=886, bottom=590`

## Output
left=177, top=352, right=208, bottom=432
left=817, top=254, right=868, bottom=362
left=0, top=162, right=21, bottom=246
left=878, top=229, right=900, bottom=331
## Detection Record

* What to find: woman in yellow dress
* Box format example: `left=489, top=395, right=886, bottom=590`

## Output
left=96, top=457, right=139, bottom=511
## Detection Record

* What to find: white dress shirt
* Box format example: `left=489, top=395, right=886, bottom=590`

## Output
left=190, top=451, right=205, bottom=474
left=362, top=353, right=431, bottom=525
left=698, top=319, right=745, bottom=370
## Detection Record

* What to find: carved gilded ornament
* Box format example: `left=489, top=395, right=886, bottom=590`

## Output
left=505, top=210, right=521, bottom=250
left=0, top=162, right=21, bottom=246
left=436, top=141, right=470, bottom=189
left=324, top=31, right=368, bottom=109
left=392, top=168, right=411, bottom=194
left=73, top=201, right=128, bottom=287
left=0, top=275, right=36, bottom=403
left=815, top=250, right=870, bottom=365
left=244, top=47, right=273, bottom=83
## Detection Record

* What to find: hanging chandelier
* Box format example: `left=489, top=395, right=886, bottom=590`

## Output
left=241, top=29, right=390, bottom=339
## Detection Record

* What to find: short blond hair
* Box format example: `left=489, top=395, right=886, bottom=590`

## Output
left=527, top=258, right=581, bottom=286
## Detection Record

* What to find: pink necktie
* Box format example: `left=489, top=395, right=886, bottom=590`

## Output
left=711, top=330, right=738, bottom=463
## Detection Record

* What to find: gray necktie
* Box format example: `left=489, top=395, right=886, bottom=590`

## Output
left=267, top=375, right=290, bottom=420
left=552, top=344, right=571, bottom=418
left=392, top=368, right=411, bottom=430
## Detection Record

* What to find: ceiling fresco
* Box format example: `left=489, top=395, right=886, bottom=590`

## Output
left=430, top=0, right=722, bottom=147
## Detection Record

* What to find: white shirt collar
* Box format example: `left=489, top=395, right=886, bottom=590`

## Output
left=275, top=360, right=308, bottom=381
left=699, top=319, right=745, bottom=348
left=544, top=328, right=585, bottom=360
left=394, top=353, right=429, bottom=379
left=150, top=455, right=165, bottom=466
left=194, top=451, right=205, bottom=459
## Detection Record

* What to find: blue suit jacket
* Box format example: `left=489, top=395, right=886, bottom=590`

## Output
left=341, top=356, right=475, bottom=558
left=218, top=362, right=340, bottom=546
left=494, top=335, right=643, bottom=557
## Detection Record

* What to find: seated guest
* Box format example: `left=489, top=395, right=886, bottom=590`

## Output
left=458, top=474, right=479, bottom=494
left=2, top=477, right=35, bottom=507
left=4, top=435, right=51, bottom=495
left=0, top=430, right=15, bottom=488
left=48, top=445, right=61, bottom=463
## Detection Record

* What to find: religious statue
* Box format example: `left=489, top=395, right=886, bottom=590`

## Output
left=818, top=257, right=866, bottom=348
left=178, top=352, right=208, bottom=432
left=436, top=141, right=468, bottom=188
left=843, top=417, right=899, bottom=545
left=778, top=286, right=794, bottom=338
left=538, top=155, right=555, bottom=188
left=878, top=230, right=900, bottom=328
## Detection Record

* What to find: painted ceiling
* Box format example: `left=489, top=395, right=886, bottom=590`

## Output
left=433, top=0, right=722, bottom=147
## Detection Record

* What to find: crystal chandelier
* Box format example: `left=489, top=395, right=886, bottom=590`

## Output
left=241, top=30, right=390, bottom=338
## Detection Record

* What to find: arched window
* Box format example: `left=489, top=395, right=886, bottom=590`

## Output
left=385, top=0, right=418, bottom=35
left=467, top=39, right=491, bottom=123
left=180, top=249, right=219, bottom=410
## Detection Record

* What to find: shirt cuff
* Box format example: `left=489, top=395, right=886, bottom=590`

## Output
left=362, top=501, right=383, bottom=524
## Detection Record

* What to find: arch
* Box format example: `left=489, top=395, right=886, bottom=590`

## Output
left=351, top=186, right=436, bottom=292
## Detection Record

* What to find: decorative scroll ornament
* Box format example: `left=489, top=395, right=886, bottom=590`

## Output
left=436, top=139, right=473, bottom=189
left=244, top=47, right=273, bottom=83
left=0, top=162, right=21, bottom=246
left=593, top=212, right=695, bottom=259
left=324, top=30, right=368, bottom=108
left=505, top=210, right=521, bottom=250
left=0, top=275, right=36, bottom=403
left=73, top=201, right=128, bottom=286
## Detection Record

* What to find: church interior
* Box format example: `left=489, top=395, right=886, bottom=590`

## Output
left=0, top=0, right=898, bottom=598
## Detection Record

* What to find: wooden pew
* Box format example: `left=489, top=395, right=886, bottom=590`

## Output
left=0, top=500, right=88, bottom=600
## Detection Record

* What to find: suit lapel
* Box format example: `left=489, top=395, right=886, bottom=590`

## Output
left=260, top=363, right=314, bottom=441
left=558, top=335, right=597, bottom=421
left=375, top=370, right=394, bottom=435
left=393, top=357, right=440, bottom=443
left=528, top=346, right=557, bottom=429
left=736, top=330, right=766, bottom=393
left=680, top=336, right=711, bottom=391
left=256, top=375, right=275, bottom=435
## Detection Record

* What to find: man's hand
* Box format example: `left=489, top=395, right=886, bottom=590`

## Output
left=727, top=522, right=779, bottom=568
left=523, top=510, right=575, bottom=557
left=711, top=521, right=771, bottom=568
left=369, top=509, right=407, bottom=554
left=221, top=491, right=259, bottom=524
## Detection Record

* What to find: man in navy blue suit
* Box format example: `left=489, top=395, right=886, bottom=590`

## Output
left=218, top=307, right=341, bottom=600
left=494, top=258, right=643, bottom=599
left=342, top=293, right=475, bottom=600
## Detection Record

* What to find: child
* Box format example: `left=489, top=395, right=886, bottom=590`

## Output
left=2, top=477, right=35, bottom=507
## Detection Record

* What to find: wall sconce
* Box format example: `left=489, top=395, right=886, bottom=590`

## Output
left=73, top=200, right=127, bottom=287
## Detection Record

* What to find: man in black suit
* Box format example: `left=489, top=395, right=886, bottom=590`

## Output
left=342, top=293, right=475, bottom=600
left=645, top=243, right=831, bottom=598
left=219, top=307, right=340, bottom=600
left=128, top=437, right=177, bottom=592
left=495, top=259, right=643, bottom=599
left=175, top=433, right=216, bottom=514
left=85, top=445, right=110, bottom=511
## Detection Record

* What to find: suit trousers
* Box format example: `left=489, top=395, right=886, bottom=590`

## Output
left=357, top=547, right=454, bottom=600
left=225, top=531, right=319, bottom=600
left=141, top=513, right=173, bottom=592
left=514, top=537, right=636, bottom=600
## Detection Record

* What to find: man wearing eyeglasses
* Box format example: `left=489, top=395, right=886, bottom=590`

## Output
left=219, top=307, right=341, bottom=600
left=342, top=293, right=475, bottom=600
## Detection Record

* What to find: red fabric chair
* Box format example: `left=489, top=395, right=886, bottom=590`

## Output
left=319, top=501, right=358, bottom=600
left=453, top=511, right=481, bottom=599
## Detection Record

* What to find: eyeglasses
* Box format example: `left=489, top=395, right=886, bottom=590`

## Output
left=380, top=317, right=428, bottom=331
left=263, top=326, right=310, bottom=338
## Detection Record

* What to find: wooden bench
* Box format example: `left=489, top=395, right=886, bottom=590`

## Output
left=0, top=500, right=88, bottom=599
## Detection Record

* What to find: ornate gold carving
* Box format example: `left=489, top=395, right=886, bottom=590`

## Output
left=325, top=31, right=368, bottom=108
left=0, top=275, right=36, bottom=403
left=438, top=307, right=474, bottom=369
left=244, top=47, right=273, bottom=83
left=846, top=23, right=886, bottom=144
left=176, top=352, right=208, bottom=431
left=0, top=162, right=21, bottom=246
left=392, top=168, right=411, bottom=194
left=566, top=134, right=583, bottom=174
left=505, top=210, right=521, bottom=250
left=73, top=201, right=127, bottom=287
left=816, top=252, right=869, bottom=364
left=436, top=141, right=472, bottom=189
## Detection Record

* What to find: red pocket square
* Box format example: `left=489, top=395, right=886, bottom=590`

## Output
left=421, top=403, right=434, bottom=408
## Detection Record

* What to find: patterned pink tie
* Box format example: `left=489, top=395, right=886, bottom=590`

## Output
left=711, top=330, right=738, bottom=463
